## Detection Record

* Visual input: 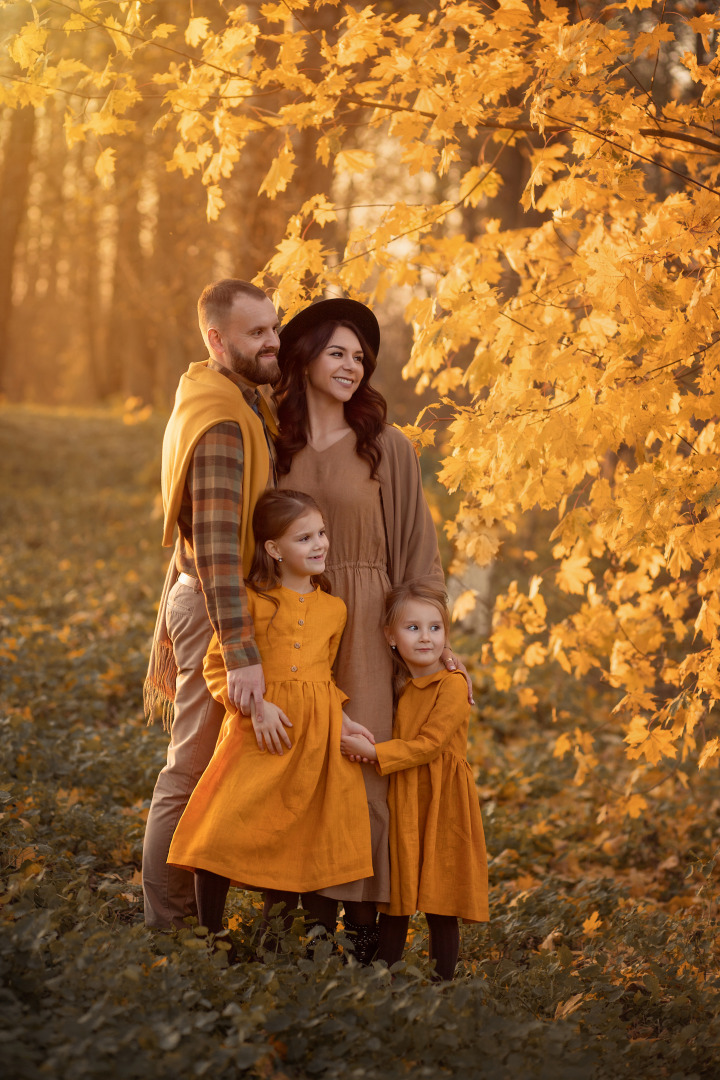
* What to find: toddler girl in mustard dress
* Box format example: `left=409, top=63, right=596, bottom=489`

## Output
left=168, top=490, right=373, bottom=939
left=341, top=580, right=488, bottom=979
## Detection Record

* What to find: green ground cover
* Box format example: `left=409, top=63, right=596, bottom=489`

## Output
left=0, top=405, right=718, bottom=1079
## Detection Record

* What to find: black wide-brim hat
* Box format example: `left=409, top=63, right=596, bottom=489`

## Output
left=278, top=298, right=380, bottom=366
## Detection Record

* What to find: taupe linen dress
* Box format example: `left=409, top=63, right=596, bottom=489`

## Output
left=279, top=424, right=443, bottom=903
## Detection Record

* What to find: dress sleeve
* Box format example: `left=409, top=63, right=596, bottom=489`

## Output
left=381, top=426, right=444, bottom=588
left=375, top=677, right=469, bottom=775
left=202, top=632, right=233, bottom=712
left=189, top=422, right=261, bottom=671
left=327, top=601, right=348, bottom=668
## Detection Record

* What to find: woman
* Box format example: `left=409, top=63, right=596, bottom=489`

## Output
left=274, top=297, right=460, bottom=959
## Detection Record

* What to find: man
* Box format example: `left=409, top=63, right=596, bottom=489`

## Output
left=142, top=279, right=281, bottom=929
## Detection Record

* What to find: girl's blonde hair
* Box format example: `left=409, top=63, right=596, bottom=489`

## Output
left=247, top=490, right=331, bottom=600
left=383, top=580, right=449, bottom=706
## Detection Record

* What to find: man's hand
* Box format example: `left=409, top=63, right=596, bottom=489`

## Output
left=441, top=648, right=474, bottom=705
left=341, top=732, right=378, bottom=763
left=227, top=662, right=266, bottom=720
left=250, top=699, right=293, bottom=755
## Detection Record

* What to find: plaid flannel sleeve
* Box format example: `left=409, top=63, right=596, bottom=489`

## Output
left=187, top=421, right=260, bottom=670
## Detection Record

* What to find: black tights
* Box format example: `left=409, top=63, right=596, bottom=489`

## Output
left=195, top=869, right=230, bottom=934
left=194, top=870, right=338, bottom=936
left=378, top=911, right=460, bottom=981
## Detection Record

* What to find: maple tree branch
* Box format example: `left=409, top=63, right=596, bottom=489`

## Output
left=617, top=621, right=654, bottom=660
left=525, top=392, right=580, bottom=422
left=676, top=433, right=699, bottom=455
left=281, top=0, right=322, bottom=44
left=346, top=95, right=720, bottom=154
left=651, top=1, right=669, bottom=93
left=540, top=110, right=720, bottom=197
left=46, top=0, right=244, bottom=80
left=637, top=127, right=720, bottom=154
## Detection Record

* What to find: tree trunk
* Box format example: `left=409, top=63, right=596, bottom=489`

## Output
left=0, top=107, right=36, bottom=395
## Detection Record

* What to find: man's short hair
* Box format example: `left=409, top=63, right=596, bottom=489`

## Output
left=198, top=279, right=269, bottom=333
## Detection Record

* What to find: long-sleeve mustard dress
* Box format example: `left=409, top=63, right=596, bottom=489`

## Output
left=375, top=668, right=489, bottom=923
left=167, top=586, right=373, bottom=894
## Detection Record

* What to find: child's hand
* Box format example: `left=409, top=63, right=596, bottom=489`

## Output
left=341, top=733, right=378, bottom=763
left=250, top=699, right=293, bottom=755
left=441, top=647, right=474, bottom=706
left=341, top=712, right=376, bottom=744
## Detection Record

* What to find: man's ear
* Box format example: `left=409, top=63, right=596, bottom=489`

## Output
left=207, top=326, right=223, bottom=357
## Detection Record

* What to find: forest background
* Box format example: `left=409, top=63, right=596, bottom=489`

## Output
left=1, top=0, right=720, bottom=1076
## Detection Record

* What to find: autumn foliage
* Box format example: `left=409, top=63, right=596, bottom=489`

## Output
left=4, top=0, right=719, bottom=802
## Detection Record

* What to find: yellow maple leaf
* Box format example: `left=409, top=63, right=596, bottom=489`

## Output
left=626, top=726, right=678, bottom=765
left=259, top=142, right=296, bottom=199
left=335, top=149, right=376, bottom=175
left=205, top=184, right=225, bottom=222
left=94, top=147, right=116, bottom=187
left=694, top=596, right=720, bottom=643
left=9, top=20, right=48, bottom=69
left=185, top=16, right=210, bottom=47
left=492, top=625, right=525, bottom=662
left=555, top=549, right=593, bottom=595
left=624, top=794, right=647, bottom=818
left=632, top=23, right=676, bottom=59
left=698, top=737, right=719, bottom=769
left=553, top=732, right=572, bottom=759
left=582, top=910, right=602, bottom=936
left=151, top=23, right=177, bottom=40
left=452, top=590, right=477, bottom=623
left=688, top=13, right=719, bottom=52
left=523, top=642, right=547, bottom=667
left=492, top=665, right=513, bottom=692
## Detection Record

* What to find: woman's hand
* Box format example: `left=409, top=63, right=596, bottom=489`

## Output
left=250, top=699, right=293, bottom=754
left=341, top=732, right=378, bottom=763
left=441, top=647, right=474, bottom=705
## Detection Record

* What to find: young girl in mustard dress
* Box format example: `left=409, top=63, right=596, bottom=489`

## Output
left=168, top=490, right=373, bottom=939
left=342, top=581, right=489, bottom=980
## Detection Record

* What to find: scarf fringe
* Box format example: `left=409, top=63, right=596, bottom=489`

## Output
left=144, top=549, right=179, bottom=734
left=143, top=638, right=177, bottom=732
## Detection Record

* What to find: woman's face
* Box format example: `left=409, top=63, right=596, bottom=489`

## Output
left=304, top=326, right=364, bottom=406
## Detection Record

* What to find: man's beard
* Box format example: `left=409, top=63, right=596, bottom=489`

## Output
left=227, top=342, right=280, bottom=386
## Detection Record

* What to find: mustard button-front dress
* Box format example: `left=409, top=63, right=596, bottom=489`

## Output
left=167, top=586, right=373, bottom=894
left=279, top=434, right=393, bottom=902
left=375, top=668, right=489, bottom=923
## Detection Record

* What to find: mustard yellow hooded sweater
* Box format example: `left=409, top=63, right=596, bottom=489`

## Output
left=145, top=360, right=276, bottom=725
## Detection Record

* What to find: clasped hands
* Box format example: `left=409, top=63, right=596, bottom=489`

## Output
left=228, top=663, right=292, bottom=755
left=228, top=663, right=376, bottom=756
left=246, top=706, right=378, bottom=758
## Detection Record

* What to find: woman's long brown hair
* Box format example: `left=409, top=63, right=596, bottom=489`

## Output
left=273, top=319, right=387, bottom=478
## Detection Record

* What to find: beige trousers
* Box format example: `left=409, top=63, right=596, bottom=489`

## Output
left=142, top=580, right=225, bottom=928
